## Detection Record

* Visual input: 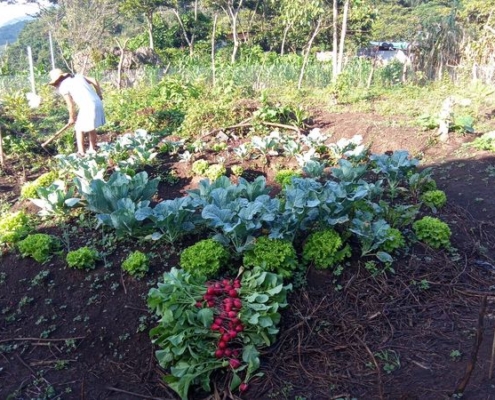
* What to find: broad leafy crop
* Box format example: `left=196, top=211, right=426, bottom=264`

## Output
left=74, top=171, right=159, bottom=235
left=136, top=196, right=198, bottom=243
left=30, top=180, right=81, bottom=217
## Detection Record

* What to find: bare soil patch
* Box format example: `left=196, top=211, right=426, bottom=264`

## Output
left=1, top=109, right=495, bottom=400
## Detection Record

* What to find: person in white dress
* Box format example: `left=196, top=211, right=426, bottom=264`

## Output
left=48, top=68, right=105, bottom=155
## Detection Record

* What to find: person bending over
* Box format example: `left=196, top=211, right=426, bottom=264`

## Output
left=48, top=68, right=105, bottom=155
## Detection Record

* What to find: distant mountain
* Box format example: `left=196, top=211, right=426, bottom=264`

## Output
left=0, top=19, right=29, bottom=49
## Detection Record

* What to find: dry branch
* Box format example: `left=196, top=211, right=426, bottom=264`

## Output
left=453, top=295, right=487, bottom=395
left=201, top=119, right=300, bottom=139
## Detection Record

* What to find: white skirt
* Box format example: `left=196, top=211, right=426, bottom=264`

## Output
left=75, top=99, right=105, bottom=132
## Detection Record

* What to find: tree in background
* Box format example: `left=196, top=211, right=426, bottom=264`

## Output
left=42, top=0, right=121, bottom=71
left=203, top=0, right=259, bottom=63
left=119, top=0, right=168, bottom=49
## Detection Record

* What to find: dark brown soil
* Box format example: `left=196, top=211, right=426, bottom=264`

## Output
left=2, top=109, right=495, bottom=400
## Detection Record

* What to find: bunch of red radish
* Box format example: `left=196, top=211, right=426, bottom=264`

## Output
left=197, top=277, right=249, bottom=393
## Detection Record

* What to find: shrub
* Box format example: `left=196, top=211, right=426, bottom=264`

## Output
left=275, top=169, right=302, bottom=187
left=20, top=171, right=58, bottom=199
left=302, top=229, right=351, bottom=270
left=380, top=228, right=406, bottom=253
left=122, top=251, right=149, bottom=278
left=243, top=236, right=298, bottom=278
left=413, top=216, right=451, bottom=249
left=192, top=159, right=209, bottom=176
left=17, top=233, right=57, bottom=263
left=180, top=239, right=229, bottom=278
left=66, top=247, right=99, bottom=270
left=421, top=189, right=447, bottom=210
left=0, top=211, right=32, bottom=245
left=205, top=164, right=226, bottom=182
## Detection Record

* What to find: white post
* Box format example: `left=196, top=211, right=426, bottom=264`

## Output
left=27, top=46, right=35, bottom=94
left=49, top=32, right=55, bottom=69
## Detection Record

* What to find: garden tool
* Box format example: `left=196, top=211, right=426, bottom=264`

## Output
left=41, top=122, right=72, bottom=148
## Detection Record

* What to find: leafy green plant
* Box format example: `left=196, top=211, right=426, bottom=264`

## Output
left=74, top=171, right=159, bottom=235
left=421, top=189, right=447, bottom=211
left=351, top=211, right=401, bottom=263
left=30, top=180, right=81, bottom=217
left=451, top=115, right=474, bottom=134
left=302, top=229, right=351, bottom=271
left=148, top=267, right=291, bottom=400
left=192, top=159, right=210, bottom=176
left=205, top=164, right=227, bottom=182
left=17, top=233, right=57, bottom=264
left=66, top=247, right=99, bottom=270
left=413, top=216, right=451, bottom=249
left=469, top=132, right=495, bottom=152
left=275, top=169, right=302, bottom=187
left=20, top=171, right=59, bottom=199
left=122, top=251, right=149, bottom=278
left=243, top=236, right=298, bottom=278
left=136, top=197, right=199, bottom=243
left=379, top=228, right=405, bottom=254
left=370, top=150, right=419, bottom=198
left=180, top=239, right=230, bottom=278
left=0, top=211, right=32, bottom=246
left=231, top=165, right=244, bottom=177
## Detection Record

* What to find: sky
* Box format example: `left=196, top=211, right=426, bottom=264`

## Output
left=0, top=1, right=51, bottom=29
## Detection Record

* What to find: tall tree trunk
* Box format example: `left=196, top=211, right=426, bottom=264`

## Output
left=332, top=0, right=338, bottom=81
left=280, top=24, right=291, bottom=56
left=229, top=8, right=240, bottom=63
left=173, top=10, right=194, bottom=56
left=337, top=0, right=350, bottom=75
left=146, top=12, right=154, bottom=49
left=298, top=19, right=322, bottom=89
left=211, top=14, right=218, bottom=87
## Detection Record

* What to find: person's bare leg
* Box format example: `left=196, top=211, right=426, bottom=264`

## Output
left=88, top=130, right=97, bottom=152
left=76, top=130, right=85, bottom=155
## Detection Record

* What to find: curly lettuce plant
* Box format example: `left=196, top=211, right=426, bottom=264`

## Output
left=243, top=236, right=298, bottom=278
left=275, top=169, right=302, bottom=187
left=302, top=229, right=351, bottom=272
left=205, top=164, right=226, bottom=182
left=66, top=247, right=99, bottom=270
left=192, top=159, right=210, bottom=176
left=420, top=189, right=447, bottom=211
left=180, top=239, right=230, bottom=278
left=0, top=211, right=32, bottom=246
left=17, top=233, right=57, bottom=264
left=413, top=216, right=451, bottom=249
left=380, top=228, right=406, bottom=254
left=20, top=171, right=58, bottom=200
left=148, top=267, right=291, bottom=400
left=122, top=251, right=149, bottom=278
